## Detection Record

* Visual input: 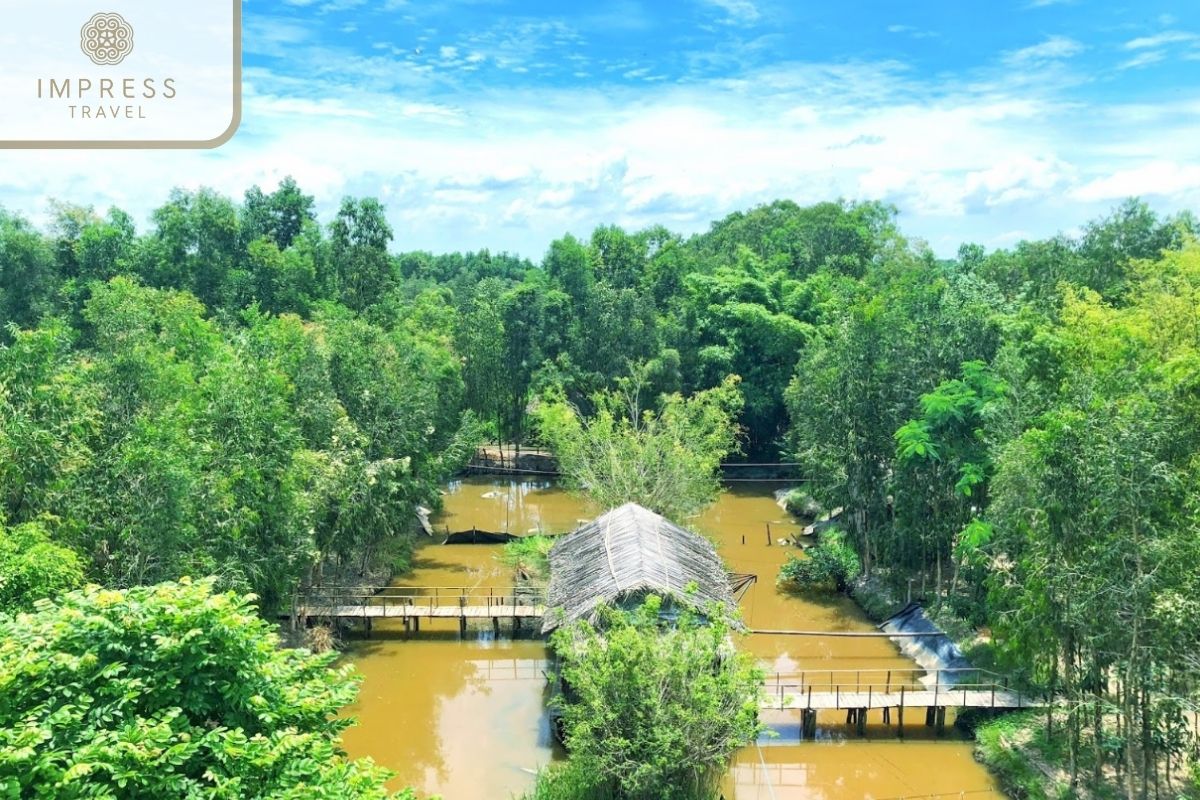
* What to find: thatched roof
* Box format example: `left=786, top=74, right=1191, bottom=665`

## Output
left=541, top=503, right=736, bottom=633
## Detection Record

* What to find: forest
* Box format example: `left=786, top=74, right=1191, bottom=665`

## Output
left=2, top=182, right=1200, bottom=796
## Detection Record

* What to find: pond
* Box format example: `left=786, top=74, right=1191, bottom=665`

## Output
left=339, top=477, right=1005, bottom=800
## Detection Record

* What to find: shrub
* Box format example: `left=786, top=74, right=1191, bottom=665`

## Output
left=548, top=595, right=763, bottom=800
left=777, top=528, right=861, bottom=592
left=499, top=535, right=555, bottom=580
left=0, top=519, right=84, bottom=614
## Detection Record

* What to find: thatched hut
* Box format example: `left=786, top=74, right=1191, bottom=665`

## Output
left=540, top=502, right=737, bottom=634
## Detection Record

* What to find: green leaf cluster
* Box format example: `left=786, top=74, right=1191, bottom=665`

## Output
left=547, top=596, right=763, bottom=800
left=0, top=578, right=410, bottom=799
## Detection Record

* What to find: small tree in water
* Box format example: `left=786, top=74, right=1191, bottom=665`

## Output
left=534, top=373, right=743, bottom=521
left=544, top=595, right=763, bottom=800
left=778, top=529, right=861, bottom=593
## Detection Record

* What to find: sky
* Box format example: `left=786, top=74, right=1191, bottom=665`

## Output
left=2, top=0, right=1200, bottom=258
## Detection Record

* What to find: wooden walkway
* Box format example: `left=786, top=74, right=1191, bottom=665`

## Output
left=293, top=585, right=546, bottom=634
left=761, top=668, right=1043, bottom=738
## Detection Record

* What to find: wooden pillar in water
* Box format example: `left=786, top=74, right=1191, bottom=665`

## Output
left=898, top=687, right=905, bottom=738
left=492, top=617, right=500, bottom=636
left=459, top=616, right=467, bottom=637
left=935, top=707, right=947, bottom=735
left=925, top=707, right=936, bottom=727
left=800, top=709, right=817, bottom=740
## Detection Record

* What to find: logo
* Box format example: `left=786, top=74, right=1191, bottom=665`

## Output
left=1, top=0, right=240, bottom=149
left=80, top=12, right=134, bottom=66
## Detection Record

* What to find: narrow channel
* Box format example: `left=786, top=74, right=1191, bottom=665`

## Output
left=339, top=477, right=1005, bottom=799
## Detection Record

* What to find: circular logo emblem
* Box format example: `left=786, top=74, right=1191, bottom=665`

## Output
left=80, top=12, right=134, bottom=66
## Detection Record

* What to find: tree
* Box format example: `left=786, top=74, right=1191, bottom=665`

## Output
left=535, top=374, right=743, bottom=521
left=330, top=198, right=394, bottom=312
left=0, top=210, right=58, bottom=331
left=0, top=518, right=84, bottom=613
left=0, top=578, right=414, bottom=799
left=241, top=176, right=316, bottom=251
left=548, top=595, right=763, bottom=800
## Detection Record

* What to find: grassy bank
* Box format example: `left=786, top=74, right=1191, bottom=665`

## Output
left=975, top=711, right=1200, bottom=800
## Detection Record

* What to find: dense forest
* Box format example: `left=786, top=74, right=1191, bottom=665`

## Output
left=3, top=182, right=1200, bottom=795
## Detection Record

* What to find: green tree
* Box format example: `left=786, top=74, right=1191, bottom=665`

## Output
left=535, top=374, right=743, bottom=521
left=0, top=518, right=84, bottom=613
left=548, top=595, right=763, bottom=800
left=330, top=198, right=394, bottom=312
left=241, top=176, right=316, bottom=251
left=0, top=578, right=412, bottom=799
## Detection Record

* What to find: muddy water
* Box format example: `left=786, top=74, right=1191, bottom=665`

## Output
left=339, top=477, right=1004, bottom=800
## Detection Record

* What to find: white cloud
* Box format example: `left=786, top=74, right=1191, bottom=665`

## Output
left=1072, top=162, right=1200, bottom=202
left=2, top=37, right=1199, bottom=258
left=1002, top=35, right=1085, bottom=66
left=887, top=24, right=937, bottom=39
left=700, top=0, right=760, bottom=26
left=1119, top=51, right=1166, bottom=70
left=1124, top=31, right=1197, bottom=50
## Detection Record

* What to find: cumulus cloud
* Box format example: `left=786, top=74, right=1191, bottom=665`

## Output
left=1, top=10, right=1198, bottom=258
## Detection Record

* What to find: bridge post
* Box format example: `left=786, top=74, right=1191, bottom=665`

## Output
left=801, top=709, right=816, bottom=740
left=898, top=686, right=905, bottom=738
left=855, top=708, right=866, bottom=736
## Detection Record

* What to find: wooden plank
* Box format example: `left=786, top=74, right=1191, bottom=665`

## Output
left=298, top=604, right=545, bottom=619
left=759, top=689, right=1039, bottom=711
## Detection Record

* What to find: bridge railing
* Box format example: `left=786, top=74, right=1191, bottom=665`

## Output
left=298, top=585, right=547, bottom=615
left=760, top=667, right=1028, bottom=710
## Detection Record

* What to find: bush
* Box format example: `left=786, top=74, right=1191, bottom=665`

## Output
left=0, top=577, right=412, bottom=799
left=548, top=595, right=763, bottom=800
left=499, top=535, right=555, bottom=580
left=0, top=519, right=84, bottom=614
left=521, top=762, right=620, bottom=800
left=777, top=528, right=861, bottom=592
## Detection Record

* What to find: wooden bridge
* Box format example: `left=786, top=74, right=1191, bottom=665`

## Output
left=761, top=668, right=1043, bottom=738
left=294, top=585, right=546, bottom=635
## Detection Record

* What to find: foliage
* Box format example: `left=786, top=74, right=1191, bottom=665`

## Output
left=499, top=535, right=555, bottom=580
left=974, top=713, right=1058, bottom=800
left=0, top=578, right=413, bottom=799
left=2, top=180, right=1200, bottom=796
left=0, top=278, right=473, bottom=612
left=548, top=595, right=763, bottom=800
left=520, top=763, right=621, bottom=800
left=535, top=373, right=743, bottom=521
left=778, top=529, right=861, bottom=593
left=0, top=518, right=84, bottom=614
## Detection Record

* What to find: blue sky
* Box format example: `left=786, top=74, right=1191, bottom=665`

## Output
left=3, top=0, right=1200, bottom=257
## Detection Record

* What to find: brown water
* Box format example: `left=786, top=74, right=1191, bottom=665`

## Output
left=339, top=477, right=1005, bottom=800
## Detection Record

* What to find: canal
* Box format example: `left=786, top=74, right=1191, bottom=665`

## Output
left=339, top=477, right=1005, bottom=799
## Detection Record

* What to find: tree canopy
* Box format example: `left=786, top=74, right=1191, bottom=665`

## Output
left=0, top=578, right=413, bottom=799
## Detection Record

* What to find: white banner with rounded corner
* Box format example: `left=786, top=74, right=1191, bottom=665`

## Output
left=0, top=0, right=240, bottom=148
